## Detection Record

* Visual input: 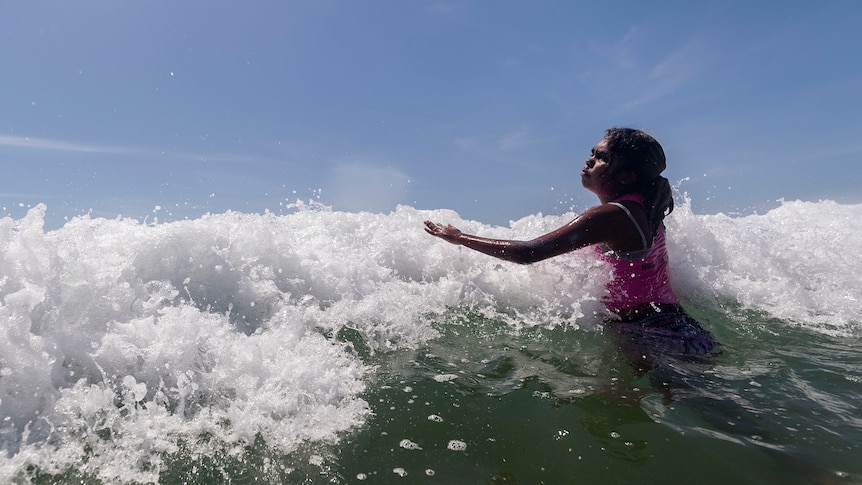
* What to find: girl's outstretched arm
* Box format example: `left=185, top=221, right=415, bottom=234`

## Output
left=424, top=205, right=628, bottom=264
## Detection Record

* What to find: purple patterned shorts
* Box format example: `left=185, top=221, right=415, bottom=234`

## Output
left=609, top=304, right=720, bottom=356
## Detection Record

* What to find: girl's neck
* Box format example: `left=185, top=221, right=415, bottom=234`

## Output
left=599, top=189, right=641, bottom=204
left=611, top=193, right=644, bottom=204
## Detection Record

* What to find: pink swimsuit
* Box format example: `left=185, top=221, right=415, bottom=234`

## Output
left=595, top=194, right=719, bottom=356
left=595, top=194, right=679, bottom=314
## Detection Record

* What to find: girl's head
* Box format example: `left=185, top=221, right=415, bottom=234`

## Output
left=602, top=127, right=674, bottom=237
left=603, top=127, right=666, bottom=184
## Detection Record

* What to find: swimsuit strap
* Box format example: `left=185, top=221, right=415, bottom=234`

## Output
left=613, top=193, right=645, bottom=204
left=608, top=201, right=648, bottom=250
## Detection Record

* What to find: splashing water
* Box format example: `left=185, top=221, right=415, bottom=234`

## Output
left=0, top=197, right=860, bottom=482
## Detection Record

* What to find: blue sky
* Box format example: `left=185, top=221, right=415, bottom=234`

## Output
left=2, top=1, right=861, bottom=229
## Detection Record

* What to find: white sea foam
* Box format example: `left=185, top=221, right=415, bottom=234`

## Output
left=0, top=197, right=859, bottom=480
left=668, top=198, right=862, bottom=335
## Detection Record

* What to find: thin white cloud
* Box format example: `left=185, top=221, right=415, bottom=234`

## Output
left=580, top=27, right=709, bottom=113
left=456, top=126, right=550, bottom=159
left=0, top=134, right=136, bottom=154
left=0, top=134, right=292, bottom=167
left=611, top=26, right=641, bottom=70
left=454, top=137, right=479, bottom=151
left=325, top=158, right=411, bottom=213
left=498, top=126, right=530, bottom=151
left=0, top=192, right=43, bottom=199
left=622, top=40, right=706, bottom=110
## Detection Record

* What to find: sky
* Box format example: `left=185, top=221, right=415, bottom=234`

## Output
left=2, top=1, right=861, bottom=229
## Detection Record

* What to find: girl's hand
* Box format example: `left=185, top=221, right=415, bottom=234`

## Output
left=424, top=220, right=463, bottom=245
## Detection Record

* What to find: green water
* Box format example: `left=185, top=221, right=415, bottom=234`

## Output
left=318, top=306, right=861, bottom=484
left=25, top=304, right=862, bottom=484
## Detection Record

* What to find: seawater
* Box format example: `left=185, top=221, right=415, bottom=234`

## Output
left=0, top=198, right=860, bottom=484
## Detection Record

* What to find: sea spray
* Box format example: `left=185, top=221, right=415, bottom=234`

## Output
left=668, top=199, right=862, bottom=336
left=0, top=203, right=604, bottom=481
left=1, top=197, right=860, bottom=482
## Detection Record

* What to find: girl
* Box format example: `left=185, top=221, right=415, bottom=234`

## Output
left=424, top=127, right=718, bottom=356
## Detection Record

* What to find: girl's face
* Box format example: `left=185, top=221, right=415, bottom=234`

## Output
left=581, top=137, right=627, bottom=200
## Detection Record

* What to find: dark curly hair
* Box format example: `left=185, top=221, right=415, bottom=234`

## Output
left=603, top=127, right=674, bottom=239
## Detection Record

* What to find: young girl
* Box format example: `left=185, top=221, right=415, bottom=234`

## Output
left=424, top=127, right=718, bottom=356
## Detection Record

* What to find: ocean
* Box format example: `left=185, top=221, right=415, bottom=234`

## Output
left=0, top=197, right=860, bottom=484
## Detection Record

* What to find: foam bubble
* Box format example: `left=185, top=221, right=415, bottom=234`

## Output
left=433, top=374, right=458, bottom=382
left=447, top=439, right=467, bottom=451
left=399, top=439, right=422, bottom=450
